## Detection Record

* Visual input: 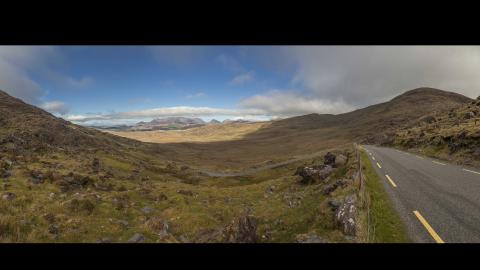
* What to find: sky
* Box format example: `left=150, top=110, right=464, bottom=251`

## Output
left=1, top=46, right=480, bottom=126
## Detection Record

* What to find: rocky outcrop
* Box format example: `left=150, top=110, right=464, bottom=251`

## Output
left=334, top=154, right=347, bottom=168
left=324, top=152, right=336, bottom=166
left=128, top=233, right=146, bottom=243
left=322, top=179, right=349, bottom=196
left=295, top=165, right=333, bottom=184
left=223, top=214, right=258, bottom=243
left=145, top=217, right=169, bottom=237
left=335, top=195, right=357, bottom=236
left=295, top=234, right=327, bottom=243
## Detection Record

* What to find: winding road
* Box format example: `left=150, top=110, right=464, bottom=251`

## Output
left=363, top=145, right=480, bottom=243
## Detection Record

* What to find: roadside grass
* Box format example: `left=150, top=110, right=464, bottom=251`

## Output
left=360, top=150, right=410, bottom=243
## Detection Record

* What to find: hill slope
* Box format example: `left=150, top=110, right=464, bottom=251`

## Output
left=139, top=87, right=471, bottom=170
left=0, top=89, right=359, bottom=243
left=385, top=96, right=480, bottom=167
left=0, top=90, right=138, bottom=154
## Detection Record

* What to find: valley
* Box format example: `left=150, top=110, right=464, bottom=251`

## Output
left=1, top=87, right=478, bottom=243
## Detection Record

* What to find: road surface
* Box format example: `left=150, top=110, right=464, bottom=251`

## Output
left=363, top=145, right=480, bottom=243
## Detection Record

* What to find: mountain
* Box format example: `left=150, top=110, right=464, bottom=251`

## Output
left=0, top=90, right=137, bottom=154
left=209, top=119, right=221, bottom=124
left=151, top=87, right=472, bottom=170
left=259, top=87, right=472, bottom=141
left=386, top=94, right=480, bottom=167
left=130, top=117, right=206, bottom=131
left=0, top=87, right=474, bottom=243
left=222, top=119, right=252, bottom=124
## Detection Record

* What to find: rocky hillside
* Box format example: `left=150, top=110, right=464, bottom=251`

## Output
left=385, top=95, right=480, bottom=167
left=0, top=89, right=363, bottom=243
left=0, top=90, right=140, bottom=155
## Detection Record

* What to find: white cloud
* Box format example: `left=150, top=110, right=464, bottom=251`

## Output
left=231, top=71, right=255, bottom=85
left=0, top=46, right=94, bottom=105
left=275, top=46, right=480, bottom=107
left=240, top=90, right=355, bottom=116
left=63, top=106, right=266, bottom=124
left=40, top=101, right=69, bottom=115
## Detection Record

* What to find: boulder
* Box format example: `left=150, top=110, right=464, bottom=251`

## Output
left=223, top=214, right=258, bottom=243
left=177, top=189, right=194, bottom=196
left=141, top=206, right=154, bottom=214
left=128, top=233, right=145, bottom=243
left=295, top=234, right=327, bottom=243
left=335, top=195, right=357, bottom=236
left=421, top=115, right=436, bottom=124
left=334, top=154, right=347, bottom=168
left=1, top=170, right=12, bottom=179
left=328, top=200, right=341, bottom=211
left=30, top=170, right=45, bottom=184
left=58, top=174, right=92, bottom=192
left=193, top=228, right=224, bottom=243
left=324, top=152, right=336, bottom=166
left=145, top=217, right=169, bottom=236
left=295, top=165, right=333, bottom=184
left=322, top=179, right=348, bottom=196
left=97, top=237, right=113, bottom=243
left=465, top=112, right=475, bottom=119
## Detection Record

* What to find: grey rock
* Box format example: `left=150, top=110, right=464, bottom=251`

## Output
left=48, top=224, right=60, bottom=235
left=322, top=179, right=349, bottom=195
left=334, top=154, right=347, bottom=168
left=1, top=170, right=12, bottom=179
left=141, top=206, right=154, bottom=214
left=296, top=234, right=327, bottom=243
left=128, top=233, right=145, bottom=243
left=324, top=152, right=336, bottom=166
left=295, top=165, right=333, bottom=184
left=178, top=235, right=190, bottom=243
left=97, top=237, right=113, bottom=243
left=328, top=200, right=341, bottom=211
left=117, top=219, right=129, bottom=227
left=223, top=214, right=258, bottom=243
left=335, top=195, right=357, bottom=236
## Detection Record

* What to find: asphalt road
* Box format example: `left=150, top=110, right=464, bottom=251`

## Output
left=363, top=145, right=480, bottom=243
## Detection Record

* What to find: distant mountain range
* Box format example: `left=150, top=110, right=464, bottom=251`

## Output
left=93, top=117, right=254, bottom=131
left=129, top=117, right=205, bottom=131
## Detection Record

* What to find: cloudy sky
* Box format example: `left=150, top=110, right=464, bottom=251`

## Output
left=1, top=46, right=480, bottom=126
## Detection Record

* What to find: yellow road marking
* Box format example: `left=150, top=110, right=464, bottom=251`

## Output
left=432, top=161, right=446, bottom=166
left=413, top=211, right=445, bottom=243
left=372, top=156, right=375, bottom=160
left=463, top=168, right=480, bottom=175
left=376, top=162, right=382, bottom=169
left=385, top=174, right=397, bottom=187
left=415, top=155, right=424, bottom=159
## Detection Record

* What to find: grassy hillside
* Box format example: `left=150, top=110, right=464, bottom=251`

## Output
left=387, top=97, right=480, bottom=167
left=0, top=89, right=360, bottom=243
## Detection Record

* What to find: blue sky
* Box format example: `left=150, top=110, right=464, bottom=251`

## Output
left=1, top=46, right=480, bottom=126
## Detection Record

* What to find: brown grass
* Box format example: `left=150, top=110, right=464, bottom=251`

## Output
left=107, top=122, right=269, bottom=143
